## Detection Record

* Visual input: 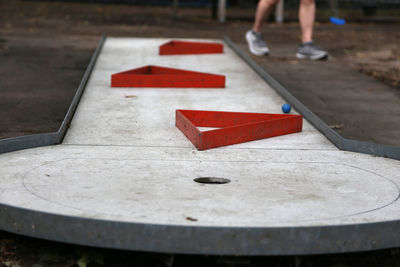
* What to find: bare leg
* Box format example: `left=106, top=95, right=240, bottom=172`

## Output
left=247, top=0, right=279, bottom=56
left=299, top=0, right=315, bottom=43
left=253, top=0, right=280, bottom=32
left=297, top=0, right=327, bottom=60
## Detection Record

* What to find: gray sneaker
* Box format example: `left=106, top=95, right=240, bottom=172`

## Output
left=245, top=30, right=269, bottom=56
left=296, top=41, right=328, bottom=60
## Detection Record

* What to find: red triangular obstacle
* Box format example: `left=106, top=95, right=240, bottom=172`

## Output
left=176, top=110, right=303, bottom=150
left=159, top=40, right=224, bottom=55
left=111, top=65, right=225, bottom=88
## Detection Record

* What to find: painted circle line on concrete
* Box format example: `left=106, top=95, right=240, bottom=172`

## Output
left=19, top=158, right=400, bottom=226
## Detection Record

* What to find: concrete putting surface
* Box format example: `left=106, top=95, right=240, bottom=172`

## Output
left=0, top=38, right=399, bottom=255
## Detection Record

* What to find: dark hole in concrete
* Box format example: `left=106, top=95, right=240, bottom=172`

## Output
left=194, top=177, right=231, bottom=184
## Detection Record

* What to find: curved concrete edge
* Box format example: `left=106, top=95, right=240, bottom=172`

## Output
left=0, top=133, right=59, bottom=154
left=223, top=36, right=400, bottom=161
left=0, top=35, right=106, bottom=155
left=1, top=203, right=400, bottom=256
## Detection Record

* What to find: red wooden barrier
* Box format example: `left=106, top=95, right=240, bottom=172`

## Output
left=111, top=65, right=225, bottom=88
left=159, top=40, right=224, bottom=55
left=176, top=109, right=303, bottom=150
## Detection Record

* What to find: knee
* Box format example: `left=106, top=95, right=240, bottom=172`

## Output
left=260, top=0, right=280, bottom=6
left=300, top=0, right=315, bottom=6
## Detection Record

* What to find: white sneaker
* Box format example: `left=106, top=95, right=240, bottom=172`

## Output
left=245, top=30, right=269, bottom=56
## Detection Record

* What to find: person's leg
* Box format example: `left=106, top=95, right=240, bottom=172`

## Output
left=246, top=0, right=279, bottom=56
left=299, top=0, right=315, bottom=43
left=253, top=0, right=278, bottom=33
left=296, top=0, right=328, bottom=60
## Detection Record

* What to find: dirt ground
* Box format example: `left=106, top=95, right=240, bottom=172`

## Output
left=1, top=230, right=400, bottom=267
left=1, top=0, right=400, bottom=266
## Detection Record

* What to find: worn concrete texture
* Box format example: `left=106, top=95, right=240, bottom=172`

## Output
left=1, top=38, right=399, bottom=229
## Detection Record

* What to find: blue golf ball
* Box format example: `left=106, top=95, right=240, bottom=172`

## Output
left=282, top=104, right=291, bottom=113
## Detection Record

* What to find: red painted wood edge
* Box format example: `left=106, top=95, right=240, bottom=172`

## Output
left=111, top=65, right=225, bottom=88
left=159, top=40, right=224, bottom=55
left=176, top=110, right=303, bottom=150
left=175, top=110, right=202, bottom=148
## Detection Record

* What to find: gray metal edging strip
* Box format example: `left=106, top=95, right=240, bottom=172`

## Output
left=224, top=36, right=400, bottom=160
left=0, top=35, right=106, bottom=155
left=2, top=202, right=400, bottom=255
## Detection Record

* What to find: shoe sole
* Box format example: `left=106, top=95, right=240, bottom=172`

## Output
left=296, top=52, right=328, bottom=60
left=245, top=32, right=269, bottom=56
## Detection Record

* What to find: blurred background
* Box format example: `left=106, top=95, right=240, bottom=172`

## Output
left=20, top=0, right=400, bottom=22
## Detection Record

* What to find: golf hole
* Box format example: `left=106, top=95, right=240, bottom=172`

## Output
left=194, top=177, right=231, bottom=185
